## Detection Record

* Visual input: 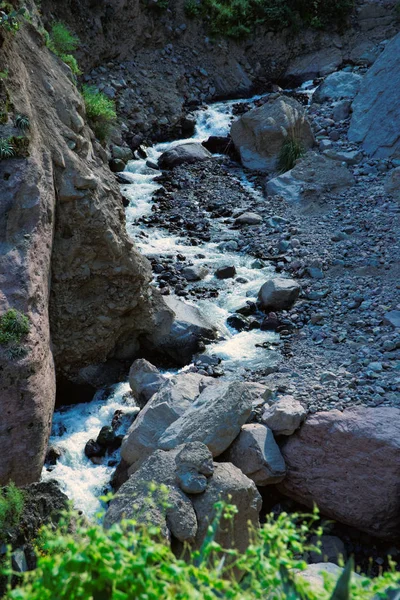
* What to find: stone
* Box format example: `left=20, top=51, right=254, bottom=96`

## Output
left=348, top=33, right=400, bottom=158
left=45, top=446, right=62, bottom=465
left=278, top=407, right=400, bottom=540
left=181, top=266, right=209, bottom=281
left=297, top=563, right=347, bottom=591
left=235, top=212, right=263, bottom=225
left=231, top=96, right=314, bottom=171
left=284, top=48, right=343, bottom=83
left=202, top=136, right=235, bottom=157
left=111, top=145, right=133, bottom=162
left=145, top=295, right=218, bottom=366
left=323, top=149, right=362, bottom=165
left=332, top=100, right=351, bottom=122
left=384, top=168, right=400, bottom=200
left=313, top=71, right=363, bottom=103
left=309, top=535, right=346, bottom=565
left=222, top=423, right=286, bottom=485
left=158, top=381, right=254, bottom=457
left=262, top=396, right=306, bottom=436
left=96, top=426, right=117, bottom=448
left=266, top=152, right=354, bottom=202
left=175, top=441, right=214, bottom=494
left=11, top=549, right=28, bottom=573
left=128, top=358, right=167, bottom=408
left=109, top=158, right=126, bottom=172
left=190, top=462, right=261, bottom=553
left=121, top=372, right=212, bottom=472
left=383, top=310, right=400, bottom=328
left=215, top=265, right=237, bottom=279
left=84, top=439, right=105, bottom=458
left=158, top=142, right=211, bottom=169
left=258, top=278, right=300, bottom=311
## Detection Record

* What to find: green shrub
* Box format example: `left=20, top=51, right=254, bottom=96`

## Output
left=277, top=137, right=304, bottom=172
left=81, top=85, right=117, bottom=142
left=0, top=483, right=25, bottom=538
left=14, top=113, right=30, bottom=131
left=184, top=0, right=202, bottom=17
left=48, top=21, right=79, bottom=55
left=0, top=4, right=26, bottom=33
left=0, top=137, right=14, bottom=159
left=59, top=53, right=81, bottom=75
left=0, top=309, right=29, bottom=346
left=2, top=504, right=400, bottom=599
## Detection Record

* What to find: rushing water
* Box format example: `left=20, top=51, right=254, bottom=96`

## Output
left=43, top=92, right=285, bottom=517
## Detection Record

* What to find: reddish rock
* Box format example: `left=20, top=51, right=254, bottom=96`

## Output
left=278, top=407, right=400, bottom=540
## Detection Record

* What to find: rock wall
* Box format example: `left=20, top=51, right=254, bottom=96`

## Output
left=0, top=20, right=170, bottom=484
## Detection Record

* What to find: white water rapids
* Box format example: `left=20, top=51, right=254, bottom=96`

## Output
left=42, top=88, right=314, bottom=517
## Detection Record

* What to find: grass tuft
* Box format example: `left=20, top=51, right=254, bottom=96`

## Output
left=277, top=137, right=304, bottom=173
left=81, top=85, right=117, bottom=143
left=0, top=483, right=25, bottom=538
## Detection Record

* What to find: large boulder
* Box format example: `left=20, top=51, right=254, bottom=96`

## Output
left=191, top=462, right=262, bottom=554
left=258, top=278, right=300, bottom=311
left=159, top=381, right=254, bottom=457
left=222, top=423, right=286, bottom=485
left=120, top=372, right=213, bottom=472
left=266, top=152, right=355, bottom=202
left=262, top=395, right=306, bottom=436
left=144, top=296, right=218, bottom=366
left=230, top=96, right=314, bottom=171
left=313, top=71, right=363, bottom=103
left=128, top=358, right=167, bottom=408
left=105, top=442, right=262, bottom=554
left=158, top=143, right=211, bottom=169
left=348, top=33, right=400, bottom=158
left=278, top=407, right=400, bottom=540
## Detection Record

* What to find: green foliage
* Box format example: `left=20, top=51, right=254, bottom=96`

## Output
left=81, top=85, right=116, bottom=142
left=0, top=4, right=26, bottom=33
left=0, top=136, right=14, bottom=159
left=59, top=53, right=81, bottom=75
left=185, top=0, right=202, bottom=17
left=0, top=309, right=29, bottom=346
left=146, top=0, right=169, bottom=10
left=48, top=21, right=79, bottom=55
left=192, top=0, right=354, bottom=39
left=277, top=137, right=304, bottom=172
left=0, top=483, right=25, bottom=538
left=2, top=505, right=400, bottom=599
left=0, top=69, right=9, bottom=79
left=14, top=113, right=30, bottom=131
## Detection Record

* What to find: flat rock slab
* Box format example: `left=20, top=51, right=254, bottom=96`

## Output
left=278, top=407, right=400, bottom=540
left=262, top=395, right=306, bottom=436
left=158, top=143, right=211, bottom=169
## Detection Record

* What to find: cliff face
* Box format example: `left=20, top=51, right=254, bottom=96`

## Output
left=0, top=21, right=171, bottom=485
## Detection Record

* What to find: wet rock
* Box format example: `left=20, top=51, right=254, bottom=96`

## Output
left=227, top=314, right=251, bottom=332
left=109, top=158, right=126, bottom=172
left=11, top=548, right=28, bottom=573
left=235, top=212, right=263, bottom=225
left=313, top=71, right=363, bottom=103
left=278, top=407, right=400, bottom=540
left=45, top=446, right=63, bottom=466
left=261, top=312, right=280, bottom=331
left=129, top=358, right=167, bottom=408
left=159, top=381, right=254, bottom=457
left=202, top=135, right=234, bottom=156
left=349, top=33, right=400, bottom=158
left=258, top=278, right=300, bottom=311
left=215, top=265, right=237, bottom=279
left=222, top=423, right=286, bottom=485
left=145, top=296, right=218, bottom=366
left=111, top=145, right=133, bottom=162
left=231, top=96, right=314, bottom=171
left=96, top=426, right=117, bottom=448
left=262, top=396, right=306, bottom=436
left=181, top=266, right=209, bottom=281
left=121, top=373, right=214, bottom=471
left=85, top=439, right=105, bottom=458
left=158, top=143, right=211, bottom=169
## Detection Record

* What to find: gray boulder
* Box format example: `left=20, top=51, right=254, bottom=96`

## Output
left=231, top=96, right=314, bottom=171
left=348, top=33, right=400, bottom=158
left=159, top=381, right=254, bottom=457
left=175, top=441, right=214, bottom=494
left=309, top=535, right=346, bottom=565
left=158, top=143, right=211, bottom=169
left=181, top=266, right=209, bottom=281
left=258, top=278, right=300, bottom=311
left=384, top=167, right=400, bottom=200
left=128, top=359, right=167, bottom=408
left=145, top=295, right=218, bottom=366
left=262, top=395, right=306, bottom=436
left=383, top=310, right=400, bottom=328
left=120, top=372, right=213, bottom=471
left=235, top=212, right=263, bottom=225
left=278, top=407, right=400, bottom=540
left=191, top=462, right=262, bottom=553
left=266, top=152, right=355, bottom=202
left=222, top=423, right=286, bottom=485
left=313, top=71, right=363, bottom=103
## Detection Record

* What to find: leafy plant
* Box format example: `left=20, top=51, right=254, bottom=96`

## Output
left=14, top=113, right=30, bottom=131
left=0, top=483, right=25, bottom=538
left=81, top=85, right=116, bottom=143
left=59, top=53, right=81, bottom=75
left=0, top=69, right=9, bottom=79
left=48, top=21, right=79, bottom=55
left=0, top=309, right=29, bottom=345
left=2, top=504, right=400, bottom=599
left=0, top=137, right=14, bottom=159
left=278, top=137, right=304, bottom=172
left=0, top=4, right=26, bottom=33
left=184, top=0, right=202, bottom=17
